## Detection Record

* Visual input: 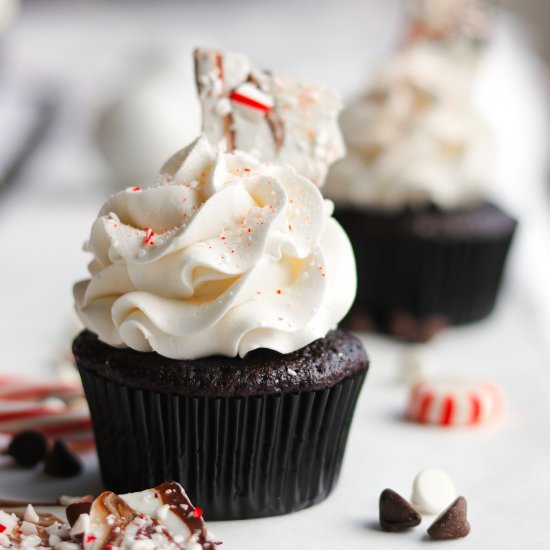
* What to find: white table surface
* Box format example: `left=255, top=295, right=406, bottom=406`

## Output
left=1, top=290, right=549, bottom=549
left=1, top=1, right=550, bottom=548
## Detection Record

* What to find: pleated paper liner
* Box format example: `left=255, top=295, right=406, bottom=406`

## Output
left=79, top=366, right=367, bottom=520
left=336, top=202, right=517, bottom=338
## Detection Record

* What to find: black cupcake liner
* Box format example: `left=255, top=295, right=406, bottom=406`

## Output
left=78, top=366, right=367, bottom=520
left=337, top=203, right=517, bottom=334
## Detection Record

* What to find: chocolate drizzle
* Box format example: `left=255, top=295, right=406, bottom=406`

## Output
left=89, top=491, right=139, bottom=547
left=0, top=508, right=66, bottom=548
left=85, top=483, right=217, bottom=549
left=194, top=48, right=235, bottom=152
left=266, top=109, right=285, bottom=151
left=66, top=497, right=93, bottom=527
left=156, top=482, right=204, bottom=534
left=154, top=482, right=217, bottom=549
left=214, top=52, right=235, bottom=152
left=195, top=48, right=285, bottom=155
left=0, top=483, right=219, bottom=549
left=247, top=73, right=285, bottom=151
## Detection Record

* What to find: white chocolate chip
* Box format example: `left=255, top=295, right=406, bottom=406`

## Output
left=411, top=467, right=457, bottom=515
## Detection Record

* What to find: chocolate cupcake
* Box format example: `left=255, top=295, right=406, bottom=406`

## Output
left=325, top=0, right=516, bottom=340
left=74, top=329, right=366, bottom=520
left=73, top=51, right=368, bottom=520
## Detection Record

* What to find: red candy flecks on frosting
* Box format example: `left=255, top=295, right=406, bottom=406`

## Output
left=144, top=227, right=155, bottom=246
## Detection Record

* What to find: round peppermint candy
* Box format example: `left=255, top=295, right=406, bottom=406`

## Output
left=407, top=376, right=503, bottom=426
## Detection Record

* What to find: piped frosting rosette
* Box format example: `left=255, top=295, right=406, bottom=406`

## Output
left=325, top=44, right=492, bottom=211
left=74, top=136, right=355, bottom=359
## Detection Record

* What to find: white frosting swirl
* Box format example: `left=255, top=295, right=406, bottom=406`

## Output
left=325, top=45, right=493, bottom=211
left=74, top=137, right=355, bottom=359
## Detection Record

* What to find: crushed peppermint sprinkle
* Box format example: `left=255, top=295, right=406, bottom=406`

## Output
left=287, top=368, right=297, bottom=376
left=229, top=89, right=273, bottom=113
left=276, top=289, right=282, bottom=295
left=85, top=535, right=96, bottom=543
left=132, top=186, right=142, bottom=192
left=0, top=526, right=5, bottom=533
left=144, top=228, right=155, bottom=245
left=193, top=507, right=203, bottom=519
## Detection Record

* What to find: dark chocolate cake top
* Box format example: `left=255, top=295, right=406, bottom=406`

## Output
left=336, top=201, right=517, bottom=240
left=73, top=329, right=368, bottom=397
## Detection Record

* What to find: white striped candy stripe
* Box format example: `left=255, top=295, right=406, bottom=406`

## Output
left=0, top=407, right=91, bottom=436
left=407, top=376, right=503, bottom=427
left=0, top=398, right=65, bottom=422
left=0, top=376, right=82, bottom=400
left=229, top=83, right=273, bottom=112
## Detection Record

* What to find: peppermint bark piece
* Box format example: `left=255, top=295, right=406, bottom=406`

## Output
left=194, top=47, right=345, bottom=186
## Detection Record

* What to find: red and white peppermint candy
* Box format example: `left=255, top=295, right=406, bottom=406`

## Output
left=229, top=83, right=273, bottom=113
left=407, top=376, right=503, bottom=426
left=0, top=377, right=95, bottom=450
left=0, top=376, right=81, bottom=400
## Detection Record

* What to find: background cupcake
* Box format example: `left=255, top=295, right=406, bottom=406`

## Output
left=325, top=0, right=517, bottom=341
left=73, top=50, right=369, bottom=520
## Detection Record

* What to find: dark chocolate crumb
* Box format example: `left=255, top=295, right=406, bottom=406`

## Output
left=5, top=430, right=48, bottom=468
left=44, top=440, right=83, bottom=478
left=379, top=488, right=422, bottom=532
left=427, top=496, right=471, bottom=540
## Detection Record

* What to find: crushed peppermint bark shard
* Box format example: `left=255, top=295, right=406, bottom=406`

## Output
left=0, top=482, right=220, bottom=549
left=194, top=47, right=345, bottom=186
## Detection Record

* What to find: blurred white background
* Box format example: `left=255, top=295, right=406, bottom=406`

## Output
left=1, top=0, right=550, bottom=369
left=0, top=2, right=549, bottom=547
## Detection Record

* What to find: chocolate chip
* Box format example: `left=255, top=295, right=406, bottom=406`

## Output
left=44, top=440, right=82, bottom=477
left=427, top=496, right=471, bottom=540
left=5, top=430, right=48, bottom=468
left=379, top=488, right=422, bottom=532
left=66, top=498, right=93, bottom=527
